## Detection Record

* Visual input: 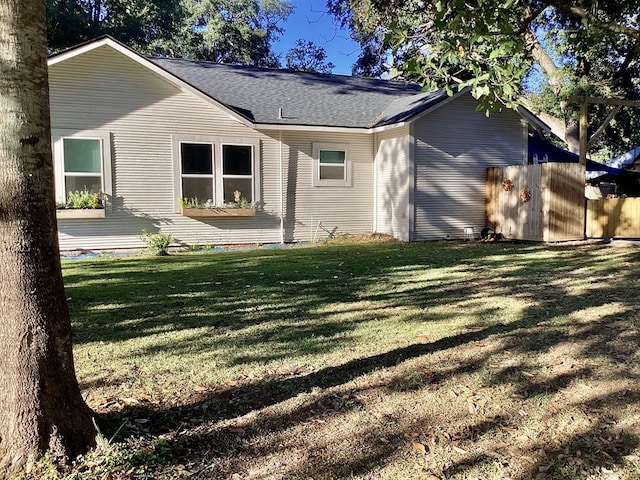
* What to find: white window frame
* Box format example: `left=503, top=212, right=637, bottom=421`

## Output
left=312, top=143, right=352, bottom=187
left=220, top=143, right=256, bottom=204
left=173, top=135, right=260, bottom=211
left=178, top=140, right=216, bottom=205
left=52, top=129, right=112, bottom=205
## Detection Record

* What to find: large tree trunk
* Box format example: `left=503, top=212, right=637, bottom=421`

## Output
left=0, top=0, right=96, bottom=477
left=525, top=28, right=581, bottom=153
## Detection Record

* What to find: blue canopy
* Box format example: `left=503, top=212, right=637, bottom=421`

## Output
left=528, top=132, right=628, bottom=177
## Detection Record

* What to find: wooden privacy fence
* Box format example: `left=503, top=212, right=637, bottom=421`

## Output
left=486, top=163, right=585, bottom=241
left=586, top=198, right=640, bottom=238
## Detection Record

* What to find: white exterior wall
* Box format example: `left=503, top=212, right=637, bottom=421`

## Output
left=412, top=94, right=526, bottom=241
left=374, top=126, right=411, bottom=241
left=50, top=46, right=286, bottom=250
left=49, top=45, right=377, bottom=250
left=267, top=130, right=375, bottom=242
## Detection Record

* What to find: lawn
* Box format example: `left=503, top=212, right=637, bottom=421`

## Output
left=42, top=239, right=640, bottom=479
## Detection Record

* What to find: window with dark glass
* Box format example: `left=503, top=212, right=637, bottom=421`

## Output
left=180, top=142, right=214, bottom=204
left=222, top=144, right=253, bottom=203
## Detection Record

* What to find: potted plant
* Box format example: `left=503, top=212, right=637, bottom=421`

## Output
left=56, top=189, right=105, bottom=219
left=179, top=196, right=255, bottom=217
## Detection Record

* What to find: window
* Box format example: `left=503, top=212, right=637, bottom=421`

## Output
left=312, top=143, right=351, bottom=187
left=222, top=144, right=253, bottom=203
left=52, top=129, right=112, bottom=205
left=173, top=135, right=260, bottom=210
left=180, top=142, right=214, bottom=204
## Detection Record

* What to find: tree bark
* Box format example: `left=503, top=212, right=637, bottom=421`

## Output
left=525, top=28, right=581, bottom=152
left=0, top=0, right=96, bottom=477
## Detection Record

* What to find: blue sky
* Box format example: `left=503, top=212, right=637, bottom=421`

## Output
left=273, top=0, right=360, bottom=75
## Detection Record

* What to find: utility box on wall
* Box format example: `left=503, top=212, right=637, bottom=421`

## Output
left=486, top=163, right=585, bottom=242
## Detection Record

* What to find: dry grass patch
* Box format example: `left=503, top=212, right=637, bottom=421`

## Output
left=22, top=240, right=640, bottom=480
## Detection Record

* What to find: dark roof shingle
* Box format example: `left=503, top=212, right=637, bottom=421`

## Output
left=149, top=58, right=440, bottom=128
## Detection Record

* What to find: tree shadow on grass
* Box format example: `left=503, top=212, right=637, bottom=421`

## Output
left=72, top=242, right=640, bottom=479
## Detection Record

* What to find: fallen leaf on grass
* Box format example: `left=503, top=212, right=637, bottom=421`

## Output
left=452, top=446, right=469, bottom=454
left=467, top=401, right=478, bottom=415
left=412, top=442, right=428, bottom=455
left=519, top=455, right=536, bottom=464
left=228, top=427, right=246, bottom=436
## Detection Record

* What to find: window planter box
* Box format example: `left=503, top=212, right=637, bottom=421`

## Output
left=181, top=207, right=256, bottom=218
left=56, top=208, right=106, bottom=219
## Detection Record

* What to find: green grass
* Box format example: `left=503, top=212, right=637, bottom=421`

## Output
left=39, top=239, right=640, bottom=479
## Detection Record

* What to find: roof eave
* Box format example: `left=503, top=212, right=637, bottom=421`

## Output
left=256, top=121, right=411, bottom=134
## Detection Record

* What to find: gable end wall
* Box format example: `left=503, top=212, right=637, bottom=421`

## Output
left=50, top=45, right=284, bottom=250
left=412, top=94, right=525, bottom=240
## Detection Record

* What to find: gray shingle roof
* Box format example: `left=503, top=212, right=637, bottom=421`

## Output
left=149, top=58, right=446, bottom=129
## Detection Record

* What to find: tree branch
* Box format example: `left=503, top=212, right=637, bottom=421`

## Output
left=547, top=1, right=640, bottom=41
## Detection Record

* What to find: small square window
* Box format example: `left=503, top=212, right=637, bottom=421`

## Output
left=313, top=144, right=351, bottom=187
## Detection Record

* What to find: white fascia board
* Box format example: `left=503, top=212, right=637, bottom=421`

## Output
left=48, top=38, right=253, bottom=128
left=405, top=87, right=472, bottom=124
left=516, top=106, right=551, bottom=135
left=256, top=121, right=410, bottom=135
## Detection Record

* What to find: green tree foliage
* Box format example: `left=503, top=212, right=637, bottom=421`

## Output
left=193, top=0, right=292, bottom=66
left=46, top=0, right=293, bottom=67
left=46, top=0, right=191, bottom=54
left=334, top=0, right=640, bottom=154
left=285, top=39, right=335, bottom=73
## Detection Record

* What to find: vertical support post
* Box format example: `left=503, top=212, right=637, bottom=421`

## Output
left=579, top=99, right=588, bottom=165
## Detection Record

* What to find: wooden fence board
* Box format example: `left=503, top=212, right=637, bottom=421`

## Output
left=486, top=164, right=585, bottom=241
left=545, top=163, right=586, bottom=241
left=586, top=198, right=640, bottom=238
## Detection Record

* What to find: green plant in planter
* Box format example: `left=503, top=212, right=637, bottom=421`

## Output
left=139, top=229, right=174, bottom=256
left=179, top=197, right=200, bottom=209
left=65, top=189, right=102, bottom=209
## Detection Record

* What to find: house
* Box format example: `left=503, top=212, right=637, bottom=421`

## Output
left=48, top=36, right=548, bottom=251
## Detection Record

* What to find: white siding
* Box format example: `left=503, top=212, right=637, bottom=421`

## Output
left=275, top=131, right=375, bottom=242
left=412, top=95, right=525, bottom=241
left=374, top=126, right=411, bottom=241
left=50, top=45, right=283, bottom=250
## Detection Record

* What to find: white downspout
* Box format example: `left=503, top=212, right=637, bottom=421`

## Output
left=373, top=132, right=379, bottom=233
left=279, top=130, right=284, bottom=244
left=521, top=119, right=529, bottom=165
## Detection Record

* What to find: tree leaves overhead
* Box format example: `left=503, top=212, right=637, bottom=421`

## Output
left=194, top=0, right=292, bottom=66
left=340, top=0, right=640, bottom=153
left=46, top=0, right=293, bottom=67
left=285, top=39, right=335, bottom=73
left=46, top=0, right=190, bottom=53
